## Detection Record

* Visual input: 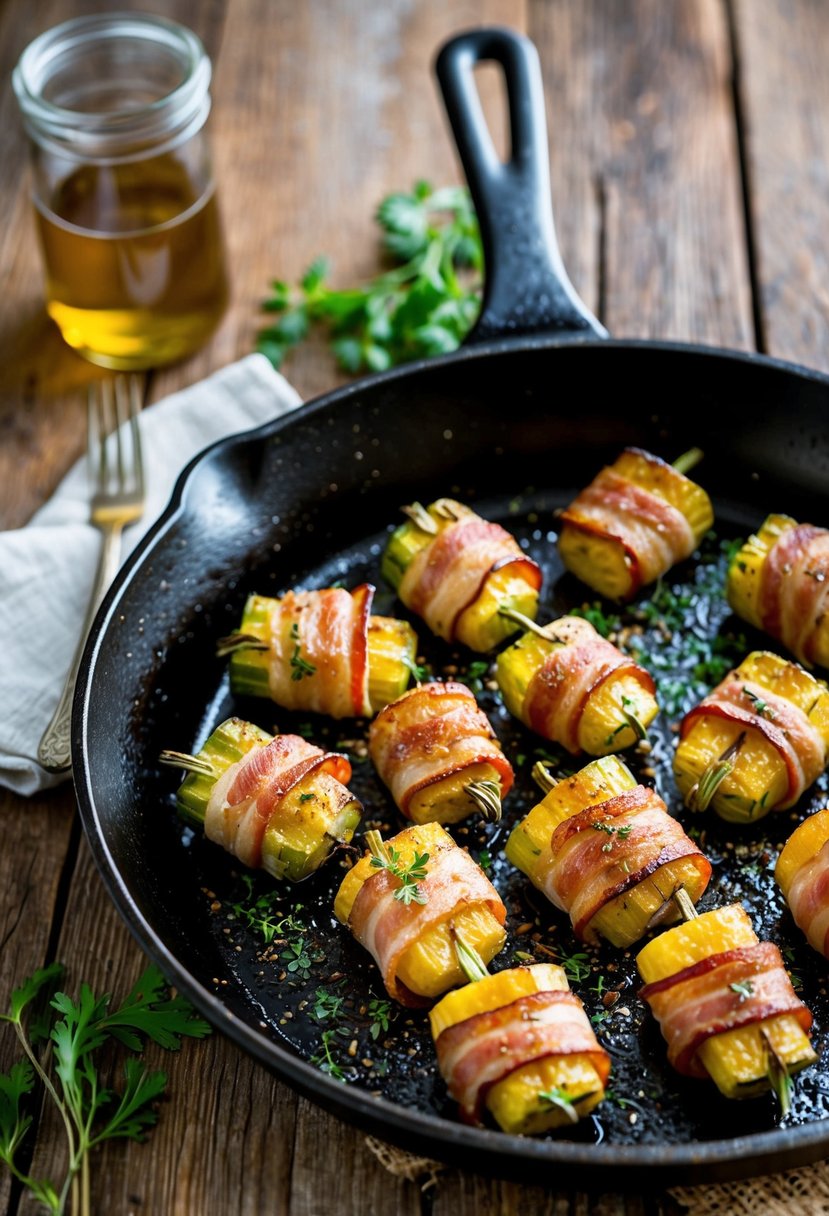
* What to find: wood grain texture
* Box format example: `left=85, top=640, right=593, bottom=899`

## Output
left=529, top=0, right=753, bottom=345
left=732, top=0, right=829, bottom=370
left=0, top=791, right=76, bottom=1215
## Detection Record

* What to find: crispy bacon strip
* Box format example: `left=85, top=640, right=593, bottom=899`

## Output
left=681, top=675, right=826, bottom=809
left=265, top=585, right=374, bottom=719
left=787, top=839, right=829, bottom=958
left=760, top=524, right=829, bottom=666
left=398, top=508, right=541, bottom=641
left=204, top=735, right=351, bottom=868
left=640, top=943, right=811, bottom=1078
left=369, top=682, right=514, bottom=816
left=435, top=989, right=610, bottom=1124
left=540, top=786, right=711, bottom=942
left=523, top=616, right=655, bottom=753
left=560, top=459, right=695, bottom=597
left=348, top=832, right=505, bottom=1006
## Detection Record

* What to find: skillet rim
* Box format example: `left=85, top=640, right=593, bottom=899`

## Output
left=73, top=334, right=829, bottom=1187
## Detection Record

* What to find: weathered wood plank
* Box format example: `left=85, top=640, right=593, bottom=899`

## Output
left=17, top=840, right=300, bottom=1216
left=530, top=0, right=753, bottom=346
left=0, top=790, right=76, bottom=1216
left=733, top=0, right=829, bottom=371
left=153, top=0, right=529, bottom=403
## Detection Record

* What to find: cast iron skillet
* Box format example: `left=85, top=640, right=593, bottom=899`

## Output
left=74, top=28, right=829, bottom=1189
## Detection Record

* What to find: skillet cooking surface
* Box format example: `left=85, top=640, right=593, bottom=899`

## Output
left=77, top=340, right=829, bottom=1186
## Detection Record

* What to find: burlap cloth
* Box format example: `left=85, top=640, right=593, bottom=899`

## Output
left=364, top=1136, right=829, bottom=1212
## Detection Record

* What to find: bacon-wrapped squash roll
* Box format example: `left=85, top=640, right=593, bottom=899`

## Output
left=429, top=964, right=610, bottom=1133
left=218, top=585, right=418, bottom=717
left=160, top=717, right=361, bottom=881
left=506, top=756, right=710, bottom=948
left=558, top=448, right=713, bottom=601
left=496, top=614, right=658, bottom=754
left=674, top=651, right=829, bottom=824
left=334, top=823, right=506, bottom=1005
left=727, top=514, right=829, bottom=669
left=368, top=682, right=514, bottom=824
left=776, top=808, right=829, bottom=958
left=381, top=498, right=542, bottom=652
left=637, top=903, right=816, bottom=1103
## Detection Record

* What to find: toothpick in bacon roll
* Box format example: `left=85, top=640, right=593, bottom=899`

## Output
left=218, top=585, right=419, bottom=718
left=159, top=717, right=361, bottom=882
left=382, top=497, right=542, bottom=652
left=507, top=755, right=710, bottom=948
left=496, top=613, right=658, bottom=755
left=368, top=681, right=514, bottom=825
left=776, top=807, right=829, bottom=959
left=637, top=903, right=815, bottom=1105
left=333, top=822, right=506, bottom=1005
left=727, top=513, right=829, bottom=669
left=557, top=447, right=713, bottom=601
left=429, top=964, right=610, bottom=1133
left=674, top=651, right=829, bottom=824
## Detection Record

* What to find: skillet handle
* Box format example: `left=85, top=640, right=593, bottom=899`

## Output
left=435, top=27, right=607, bottom=343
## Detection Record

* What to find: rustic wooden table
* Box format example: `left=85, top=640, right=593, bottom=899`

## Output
left=2, top=0, right=828, bottom=1212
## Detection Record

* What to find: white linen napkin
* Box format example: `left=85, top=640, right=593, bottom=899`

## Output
left=0, top=354, right=302, bottom=796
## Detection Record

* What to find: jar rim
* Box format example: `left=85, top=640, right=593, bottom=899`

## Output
left=13, top=12, right=211, bottom=157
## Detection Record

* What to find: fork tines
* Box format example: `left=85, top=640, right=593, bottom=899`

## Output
left=87, top=375, right=145, bottom=497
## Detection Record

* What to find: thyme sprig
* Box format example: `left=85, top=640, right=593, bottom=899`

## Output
left=591, top=821, right=633, bottom=853
left=365, top=831, right=429, bottom=905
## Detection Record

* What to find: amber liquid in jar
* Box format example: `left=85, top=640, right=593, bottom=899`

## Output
left=35, top=153, right=228, bottom=369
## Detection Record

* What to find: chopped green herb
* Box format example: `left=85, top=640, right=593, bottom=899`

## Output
left=367, top=999, right=392, bottom=1041
left=476, top=848, right=492, bottom=873
left=592, top=821, right=633, bottom=853
left=569, top=602, right=621, bottom=639
left=311, top=1028, right=347, bottom=1082
left=311, top=989, right=345, bottom=1023
left=730, top=980, right=755, bottom=1002
left=742, top=686, right=775, bottom=719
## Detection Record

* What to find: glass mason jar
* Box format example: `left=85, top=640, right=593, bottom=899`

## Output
left=13, top=13, right=229, bottom=370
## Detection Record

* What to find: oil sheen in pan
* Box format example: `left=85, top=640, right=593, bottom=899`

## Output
left=160, top=491, right=829, bottom=1148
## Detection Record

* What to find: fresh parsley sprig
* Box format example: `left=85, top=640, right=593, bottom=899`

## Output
left=0, top=963, right=210, bottom=1216
left=258, top=181, right=482, bottom=374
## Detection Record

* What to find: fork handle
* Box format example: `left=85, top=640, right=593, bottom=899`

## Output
left=38, top=522, right=123, bottom=773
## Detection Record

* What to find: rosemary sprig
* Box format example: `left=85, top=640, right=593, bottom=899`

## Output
left=215, top=631, right=269, bottom=658
left=365, top=831, right=429, bottom=905
left=538, top=1087, right=582, bottom=1124
left=465, top=778, right=502, bottom=823
left=451, top=927, right=490, bottom=983
left=762, top=1029, right=793, bottom=1116
left=289, top=622, right=317, bottom=682
left=687, top=733, right=746, bottom=812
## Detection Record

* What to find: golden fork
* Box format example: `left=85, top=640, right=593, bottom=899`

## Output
left=38, top=375, right=145, bottom=773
